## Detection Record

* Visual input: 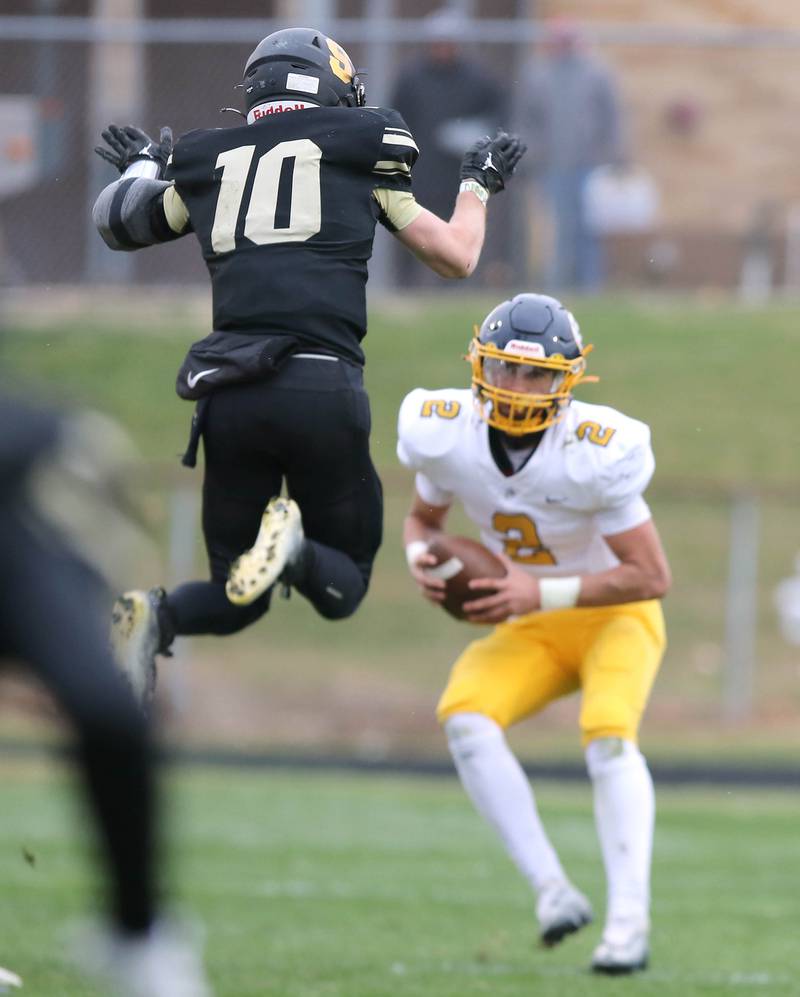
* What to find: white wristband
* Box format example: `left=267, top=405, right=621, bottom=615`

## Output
left=405, top=540, right=430, bottom=570
left=539, top=576, right=581, bottom=610
left=123, top=159, right=161, bottom=180
left=459, top=179, right=489, bottom=205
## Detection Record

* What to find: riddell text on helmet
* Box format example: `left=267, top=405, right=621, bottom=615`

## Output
left=251, top=102, right=311, bottom=118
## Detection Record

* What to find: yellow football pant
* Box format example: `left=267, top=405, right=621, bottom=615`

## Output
left=436, top=600, right=666, bottom=746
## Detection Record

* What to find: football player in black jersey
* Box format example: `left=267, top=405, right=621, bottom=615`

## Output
left=0, top=393, right=211, bottom=996
left=92, top=27, right=526, bottom=706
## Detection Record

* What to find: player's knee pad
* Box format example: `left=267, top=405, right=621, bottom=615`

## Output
left=314, top=602, right=356, bottom=620
left=299, top=550, right=369, bottom=621
left=315, top=581, right=366, bottom=619
left=585, top=736, right=645, bottom=781
left=443, top=712, right=503, bottom=762
left=310, top=581, right=367, bottom=620
left=580, top=692, right=638, bottom=745
left=437, top=684, right=499, bottom=726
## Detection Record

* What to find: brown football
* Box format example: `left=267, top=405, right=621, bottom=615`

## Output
left=425, top=534, right=507, bottom=621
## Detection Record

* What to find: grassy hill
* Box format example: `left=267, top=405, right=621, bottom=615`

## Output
left=4, top=292, right=795, bottom=484
left=2, top=292, right=798, bottom=761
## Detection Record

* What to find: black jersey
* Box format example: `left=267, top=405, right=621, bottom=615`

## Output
left=167, top=106, right=418, bottom=365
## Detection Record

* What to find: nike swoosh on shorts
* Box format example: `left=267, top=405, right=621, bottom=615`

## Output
left=187, top=367, right=220, bottom=389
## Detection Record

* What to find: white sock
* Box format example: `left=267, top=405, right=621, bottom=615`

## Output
left=445, top=712, right=566, bottom=894
left=586, top=737, right=654, bottom=925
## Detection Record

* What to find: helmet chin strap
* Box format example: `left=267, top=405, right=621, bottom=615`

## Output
left=246, top=98, right=320, bottom=123
left=501, top=427, right=546, bottom=449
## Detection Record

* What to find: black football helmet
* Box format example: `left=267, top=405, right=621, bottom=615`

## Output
left=468, top=293, right=593, bottom=435
left=240, top=28, right=365, bottom=112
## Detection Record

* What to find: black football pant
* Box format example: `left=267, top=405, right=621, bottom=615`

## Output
left=167, top=355, right=383, bottom=635
left=0, top=505, right=156, bottom=934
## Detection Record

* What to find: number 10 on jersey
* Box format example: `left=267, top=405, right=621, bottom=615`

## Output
left=211, top=140, right=322, bottom=253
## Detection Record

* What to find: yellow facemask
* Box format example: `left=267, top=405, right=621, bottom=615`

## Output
left=468, top=336, right=595, bottom=435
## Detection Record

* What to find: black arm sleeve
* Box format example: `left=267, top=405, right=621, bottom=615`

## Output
left=92, top=177, right=190, bottom=252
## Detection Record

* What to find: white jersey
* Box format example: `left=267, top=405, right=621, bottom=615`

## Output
left=397, top=388, right=655, bottom=577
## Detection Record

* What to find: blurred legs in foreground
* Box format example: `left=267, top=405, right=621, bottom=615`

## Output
left=0, top=393, right=212, bottom=996
left=0, top=965, right=22, bottom=990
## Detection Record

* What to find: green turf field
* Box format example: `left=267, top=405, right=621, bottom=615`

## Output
left=2, top=293, right=799, bottom=758
left=1, top=761, right=798, bottom=996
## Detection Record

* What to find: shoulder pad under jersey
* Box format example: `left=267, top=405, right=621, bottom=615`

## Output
left=397, top=387, right=471, bottom=469
left=165, top=128, right=217, bottom=179
left=365, top=107, right=419, bottom=184
left=172, top=127, right=217, bottom=154
left=567, top=401, right=655, bottom=508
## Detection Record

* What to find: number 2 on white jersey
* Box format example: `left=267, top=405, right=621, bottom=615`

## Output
left=211, top=140, right=322, bottom=253
left=493, top=512, right=557, bottom=565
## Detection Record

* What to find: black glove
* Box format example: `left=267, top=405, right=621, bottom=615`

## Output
left=94, top=124, right=173, bottom=177
left=459, top=130, right=527, bottom=196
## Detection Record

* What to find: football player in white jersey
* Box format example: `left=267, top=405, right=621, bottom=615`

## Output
left=397, top=293, right=671, bottom=975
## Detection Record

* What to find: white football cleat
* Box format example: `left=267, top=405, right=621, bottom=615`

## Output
left=590, top=916, right=650, bottom=974
left=536, top=880, right=593, bottom=947
left=226, top=497, right=304, bottom=606
left=110, top=587, right=169, bottom=708
left=0, top=964, right=22, bottom=990
left=74, top=918, right=213, bottom=997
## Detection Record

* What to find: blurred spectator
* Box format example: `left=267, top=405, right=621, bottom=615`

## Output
left=774, top=553, right=800, bottom=646
left=663, top=96, right=702, bottom=138
left=389, top=7, right=507, bottom=286
left=583, top=162, right=659, bottom=239
left=583, top=161, right=661, bottom=287
left=739, top=200, right=777, bottom=305
left=518, top=19, right=625, bottom=291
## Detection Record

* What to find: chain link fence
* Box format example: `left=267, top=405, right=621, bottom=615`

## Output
left=4, top=7, right=800, bottom=292
left=7, top=0, right=800, bottom=300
